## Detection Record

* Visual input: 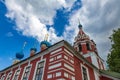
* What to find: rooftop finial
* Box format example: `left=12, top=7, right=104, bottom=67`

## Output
left=44, top=33, right=49, bottom=41
left=22, top=41, right=27, bottom=51
left=16, top=41, right=27, bottom=60
left=78, top=18, right=82, bottom=29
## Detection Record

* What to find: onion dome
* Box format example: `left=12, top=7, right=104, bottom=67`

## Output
left=40, top=40, right=51, bottom=51
left=30, top=47, right=37, bottom=57
left=40, top=41, right=51, bottom=47
left=16, top=51, right=24, bottom=60
left=78, top=23, right=82, bottom=29
left=30, top=47, right=37, bottom=52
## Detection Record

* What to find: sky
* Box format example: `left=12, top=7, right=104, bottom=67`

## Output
left=0, top=0, right=120, bottom=70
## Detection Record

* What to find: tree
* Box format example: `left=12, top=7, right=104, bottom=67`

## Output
left=107, top=28, right=120, bottom=73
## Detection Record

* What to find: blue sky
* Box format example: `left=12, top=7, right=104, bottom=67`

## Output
left=0, top=0, right=120, bottom=70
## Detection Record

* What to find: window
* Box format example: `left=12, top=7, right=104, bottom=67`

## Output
left=82, top=66, right=89, bottom=80
left=0, top=75, right=5, bottom=80
left=47, top=74, right=52, bottom=79
left=22, top=66, right=31, bottom=80
left=13, top=70, right=20, bottom=80
left=78, top=44, right=82, bottom=51
left=35, top=62, right=44, bottom=80
left=6, top=72, right=12, bottom=80
left=57, top=55, right=62, bottom=59
left=86, top=43, right=91, bottom=50
left=56, top=72, right=61, bottom=77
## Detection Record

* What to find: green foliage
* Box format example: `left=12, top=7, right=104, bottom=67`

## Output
left=107, top=28, right=120, bottom=73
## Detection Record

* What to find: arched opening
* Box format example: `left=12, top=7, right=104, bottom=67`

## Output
left=86, top=42, right=91, bottom=50
left=78, top=44, right=82, bottom=52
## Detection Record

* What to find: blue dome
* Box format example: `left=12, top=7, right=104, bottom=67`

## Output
left=30, top=48, right=37, bottom=52
left=78, top=24, right=82, bottom=29
left=16, top=52, right=24, bottom=59
left=41, top=41, right=51, bottom=47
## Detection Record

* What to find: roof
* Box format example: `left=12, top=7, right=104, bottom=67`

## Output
left=100, top=70, right=120, bottom=79
left=0, top=40, right=99, bottom=72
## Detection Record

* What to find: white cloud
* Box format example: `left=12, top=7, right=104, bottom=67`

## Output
left=4, top=0, right=120, bottom=61
left=64, top=0, right=120, bottom=60
left=5, top=0, right=76, bottom=43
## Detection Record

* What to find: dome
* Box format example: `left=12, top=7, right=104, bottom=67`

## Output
left=40, top=41, right=51, bottom=47
left=30, top=48, right=37, bottom=52
left=78, top=24, right=82, bottom=29
left=16, top=52, right=24, bottom=59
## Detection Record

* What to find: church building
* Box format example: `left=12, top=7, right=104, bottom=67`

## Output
left=0, top=23, right=120, bottom=80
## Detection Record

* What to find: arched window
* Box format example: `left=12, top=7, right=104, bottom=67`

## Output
left=78, top=44, right=82, bottom=52
left=86, top=43, right=91, bottom=50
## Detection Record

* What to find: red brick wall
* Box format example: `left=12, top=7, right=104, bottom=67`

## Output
left=74, top=56, right=82, bottom=80
left=43, top=53, right=50, bottom=80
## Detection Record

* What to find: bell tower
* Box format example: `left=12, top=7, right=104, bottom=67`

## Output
left=73, top=22, right=105, bottom=70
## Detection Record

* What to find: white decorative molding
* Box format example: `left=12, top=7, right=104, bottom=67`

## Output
left=50, top=48, right=62, bottom=55
left=47, top=68, right=75, bottom=75
left=64, top=63, right=74, bottom=72
left=64, top=49, right=73, bottom=57
left=49, top=63, right=61, bottom=70
left=49, top=58, right=54, bottom=62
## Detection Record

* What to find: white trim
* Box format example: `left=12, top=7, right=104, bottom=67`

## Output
left=49, top=59, right=74, bottom=67
left=48, top=63, right=62, bottom=70
left=93, top=69, right=100, bottom=80
left=47, top=68, right=75, bottom=75
left=64, top=49, right=73, bottom=57
left=81, top=64, right=90, bottom=80
left=63, top=52, right=74, bottom=60
left=0, top=74, right=5, bottom=80
left=12, top=68, right=21, bottom=80
left=6, top=71, right=12, bottom=80
left=50, top=48, right=62, bottom=55
left=50, top=51, right=64, bottom=58
left=64, top=63, right=74, bottom=72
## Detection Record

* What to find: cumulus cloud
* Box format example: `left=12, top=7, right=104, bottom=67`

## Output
left=4, top=0, right=120, bottom=61
left=5, top=0, right=76, bottom=43
left=64, top=0, right=120, bottom=60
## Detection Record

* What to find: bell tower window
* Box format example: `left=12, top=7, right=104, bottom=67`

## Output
left=86, top=43, right=91, bottom=50
left=78, top=44, right=82, bottom=52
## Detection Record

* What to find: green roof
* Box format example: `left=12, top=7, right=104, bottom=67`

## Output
left=100, top=70, right=120, bottom=79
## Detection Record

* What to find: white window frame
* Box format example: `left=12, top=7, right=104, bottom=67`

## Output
left=81, top=64, right=90, bottom=80
left=6, top=72, right=12, bottom=80
left=22, top=65, right=31, bottom=80
left=12, top=69, right=21, bottom=80
left=34, top=61, right=44, bottom=80
left=0, top=74, right=5, bottom=80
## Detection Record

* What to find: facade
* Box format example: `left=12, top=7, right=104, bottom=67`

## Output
left=0, top=23, right=120, bottom=80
